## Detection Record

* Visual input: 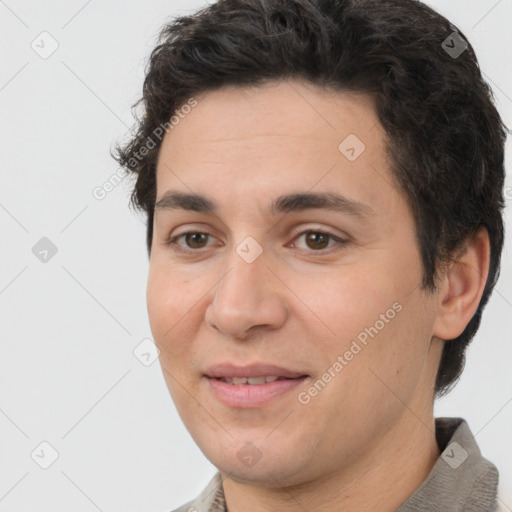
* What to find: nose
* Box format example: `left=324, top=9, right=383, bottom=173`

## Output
left=204, top=248, right=288, bottom=341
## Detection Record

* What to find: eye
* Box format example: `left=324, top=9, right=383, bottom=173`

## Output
left=165, top=231, right=214, bottom=252
left=165, top=228, right=348, bottom=254
left=290, top=229, right=348, bottom=253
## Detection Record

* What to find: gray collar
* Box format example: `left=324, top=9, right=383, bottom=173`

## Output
left=178, top=417, right=499, bottom=512
left=397, top=417, right=499, bottom=511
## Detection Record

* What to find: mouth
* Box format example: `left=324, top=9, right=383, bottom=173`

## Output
left=204, top=363, right=310, bottom=407
left=204, top=362, right=308, bottom=380
left=212, top=375, right=303, bottom=385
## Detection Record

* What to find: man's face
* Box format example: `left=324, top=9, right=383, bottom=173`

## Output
left=147, top=80, right=443, bottom=486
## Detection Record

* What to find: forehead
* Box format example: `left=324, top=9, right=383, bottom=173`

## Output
left=155, top=80, right=400, bottom=215
left=159, top=80, right=380, bottom=149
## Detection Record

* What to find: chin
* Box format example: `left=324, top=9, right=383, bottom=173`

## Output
left=219, top=459, right=307, bottom=487
left=196, top=435, right=311, bottom=487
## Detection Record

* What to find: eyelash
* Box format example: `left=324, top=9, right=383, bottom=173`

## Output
left=164, top=228, right=349, bottom=255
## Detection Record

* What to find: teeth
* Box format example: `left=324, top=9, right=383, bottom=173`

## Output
left=232, top=377, right=251, bottom=385
left=247, top=376, right=267, bottom=385
left=221, top=376, right=282, bottom=385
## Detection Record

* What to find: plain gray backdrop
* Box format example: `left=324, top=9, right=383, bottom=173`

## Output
left=0, top=0, right=511, bottom=510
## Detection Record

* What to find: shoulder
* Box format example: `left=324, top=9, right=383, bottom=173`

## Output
left=168, top=500, right=196, bottom=512
left=167, top=472, right=225, bottom=512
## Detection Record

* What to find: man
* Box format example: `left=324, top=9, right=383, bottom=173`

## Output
left=113, top=0, right=508, bottom=510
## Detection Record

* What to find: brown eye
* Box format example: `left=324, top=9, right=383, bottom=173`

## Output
left=292, top=230, right=347, bottom=252
left=304, top=232, right=330, bottom=250
left=165, top=231, right=214, bottom=251
left=183, top=232, right=209, bottom=249
left=165, top=229, right=348, bottom=255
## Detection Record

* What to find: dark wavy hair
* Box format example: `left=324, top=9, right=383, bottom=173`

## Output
left=112, top=0, right=507, bottom=398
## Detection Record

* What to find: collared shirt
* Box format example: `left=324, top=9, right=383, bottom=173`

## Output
left=171, top=417, right=503, bottom=512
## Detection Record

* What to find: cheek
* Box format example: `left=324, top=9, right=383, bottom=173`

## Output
left=336, top=298, right=434, bottom=412
left=146, top=268, right=197, bottom=359
left=304, top=268, right=394, bottom=340
left=146, top=274, right=200, bottom=407
left=307, top=268, right=415, bottom=384
left=147, top=261, right=192, bottom=321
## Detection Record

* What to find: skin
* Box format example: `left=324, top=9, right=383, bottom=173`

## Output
left=146, top=79, right=490, bottom=512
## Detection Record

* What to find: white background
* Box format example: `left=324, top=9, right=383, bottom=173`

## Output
left=0, top=0, right=511, bottom=511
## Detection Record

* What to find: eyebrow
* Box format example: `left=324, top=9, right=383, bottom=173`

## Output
left=154, top=190, right=376, bottom=220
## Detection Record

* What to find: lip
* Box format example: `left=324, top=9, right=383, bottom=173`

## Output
left=204, top=363, right=307, bottom=379
left=203, top=363, right=309, bottom=408
left=206, top=375, right=309, bottom=408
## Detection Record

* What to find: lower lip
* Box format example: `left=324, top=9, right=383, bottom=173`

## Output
left=206, top=376, right=308, bottom=408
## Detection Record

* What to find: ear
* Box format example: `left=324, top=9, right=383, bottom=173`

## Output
left=432, top=226, right=491, bottom=341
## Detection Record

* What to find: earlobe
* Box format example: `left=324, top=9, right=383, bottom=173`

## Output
left=432, top=227, right=490, bottom=341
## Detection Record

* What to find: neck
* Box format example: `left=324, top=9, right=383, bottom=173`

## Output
left=222, top=412, right=441, bottom=512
